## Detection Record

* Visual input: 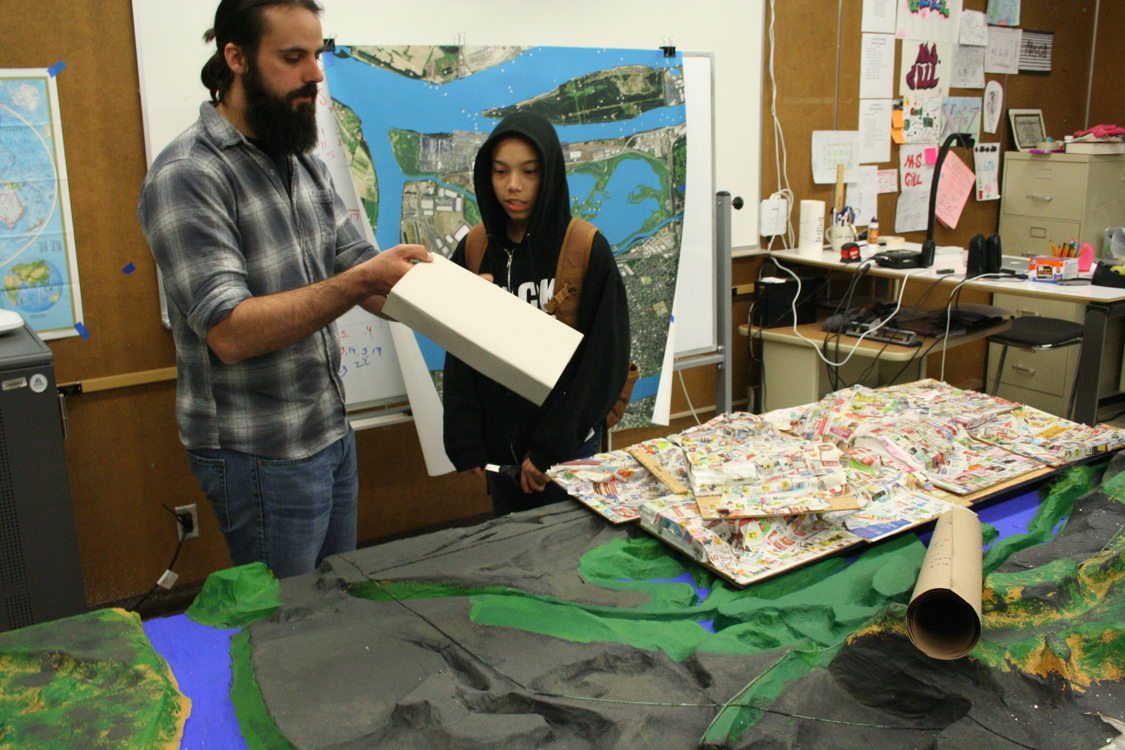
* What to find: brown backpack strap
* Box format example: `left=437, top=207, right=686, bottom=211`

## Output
left=543, top=218, right=598, bottom=328
left=464, top=223, right=487, bottom=273
left=605, top=361, right=640, bottom=429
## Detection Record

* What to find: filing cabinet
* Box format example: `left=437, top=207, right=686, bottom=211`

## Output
left=998, top=152, right=1125, bottom=257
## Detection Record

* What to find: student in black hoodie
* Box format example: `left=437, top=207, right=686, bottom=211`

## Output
left=443, top=112, right=631, bottom=516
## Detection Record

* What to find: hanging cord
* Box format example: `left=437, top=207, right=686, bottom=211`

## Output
left=677, top=369, right=703, bottom=424
left=768, top=255, right=922, bottom=368
left=129, top=504, right=189, bottom=613
left=767, top=0, right=795, bottom=248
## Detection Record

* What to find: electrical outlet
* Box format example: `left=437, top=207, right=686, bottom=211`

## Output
left=174, top=503, right=200, bottom=541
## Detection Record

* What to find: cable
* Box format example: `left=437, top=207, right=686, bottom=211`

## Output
left=766, top=0, right=795, bottom=248
left=852, top=273, right=948, bottom=388
left=768, top=255, right=923, bottom=368
left=932, top=272, right=1014, bottom=382
left=130, top=535, right=185, bottom=613
left=823, top=261, right=875, bottom=388
left=129, top=504, right=190, bottom=613
left=677, top=368, right=702, bottom=425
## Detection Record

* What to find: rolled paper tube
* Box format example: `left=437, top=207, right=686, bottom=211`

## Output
left=798, top=200, right=826, bottom=256
left=906, top=506, right=983, bottom=660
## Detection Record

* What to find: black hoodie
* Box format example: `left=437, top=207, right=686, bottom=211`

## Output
left=442, top=112, right=631, bottom=473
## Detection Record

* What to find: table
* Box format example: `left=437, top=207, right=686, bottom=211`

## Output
left=739, top=318, right=1008, bottom=411
left=5, top=456, right=1121, bottom=749
left=754, top=246, right=1125, bottom=424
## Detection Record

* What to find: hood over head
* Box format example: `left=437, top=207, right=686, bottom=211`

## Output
left=473, top=111, right=571, bottom=243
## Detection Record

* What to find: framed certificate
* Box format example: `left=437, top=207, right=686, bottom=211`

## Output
left=1008, top=109, right=1046, bottom=151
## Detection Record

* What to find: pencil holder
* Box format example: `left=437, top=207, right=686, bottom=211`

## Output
left=1077, top=243, right=1093, bottom=273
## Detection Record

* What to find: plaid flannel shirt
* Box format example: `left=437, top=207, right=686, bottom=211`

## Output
left=138, top=103, right=376, bottom=459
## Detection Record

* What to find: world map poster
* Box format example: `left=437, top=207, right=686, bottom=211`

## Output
left=0, top=69, right=82, bottom=339
left=323, top=45, right=687, bottom=432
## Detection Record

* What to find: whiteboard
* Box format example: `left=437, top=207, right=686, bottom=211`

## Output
left=131, top=0, right=764, bottom=406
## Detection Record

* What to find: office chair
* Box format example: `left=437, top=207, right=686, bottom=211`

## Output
left=988, top=316, right=1085, bottom=419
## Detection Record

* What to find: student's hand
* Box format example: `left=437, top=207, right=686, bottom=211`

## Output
left=520, top=457, right=549, bottom=493
left=358, top=244, right=430, bottom=296
left=467, top=466, right=486, bottom=481
left=478, top=273, right=494, bottom=283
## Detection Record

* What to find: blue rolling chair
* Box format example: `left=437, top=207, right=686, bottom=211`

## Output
left=988, top=316, right=1085, bottom=419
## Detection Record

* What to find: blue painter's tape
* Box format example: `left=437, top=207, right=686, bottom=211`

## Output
left=75, top=321, right=90, bottom=339
left=122, top=262, right=136, bottom=274
left=47, top=61, right=67, bottom=77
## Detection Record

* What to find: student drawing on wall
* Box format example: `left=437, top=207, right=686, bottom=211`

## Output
left=442, top=112, right=631, bottom=517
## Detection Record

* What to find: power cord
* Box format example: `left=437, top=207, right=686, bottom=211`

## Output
left=850, top=273, right=948, bottom=388
left=768, top=255, right=923, bottom=368
left=677, top=369, right=702, bottom=425
left=933, top=272, right=1015, bottom=382
left=765, top=0, right=795, bottom=249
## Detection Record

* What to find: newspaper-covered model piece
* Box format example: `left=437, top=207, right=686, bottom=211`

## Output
left=832, top=487, right=958, bottom=541
left=675, top=413, right=855, bottom=517
left=759, top=403, right=814, bottom=433
left=819, top=447, right=955, bottom=541
left=875, top=378, right=1019, bottom=429
left=851, top=417, right=1044, bottom=494
left=789, top=385, right=921, bottom=443
left=968, top=405, right=1125, bottom=466
left=638, top=496, right=860, bottom=587
left=547, top=437, right=688, bottom=523
left=789, top=381, right=1018, bottom=444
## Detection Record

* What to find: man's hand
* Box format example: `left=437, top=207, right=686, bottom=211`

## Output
left=355, top=243, right=430, bottom=297
left=520, top=457, right=549, bottom=494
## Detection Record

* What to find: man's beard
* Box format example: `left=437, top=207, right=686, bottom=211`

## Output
left=243, top=62, right=319, bottom=156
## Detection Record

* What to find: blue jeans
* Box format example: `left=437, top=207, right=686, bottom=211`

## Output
left=187, top=428, right=358, bottom=579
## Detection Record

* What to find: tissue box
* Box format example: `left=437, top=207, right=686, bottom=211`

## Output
left=383, top=255, right=582, bottom=405
left=1028, top=256, right=1078, bottom=282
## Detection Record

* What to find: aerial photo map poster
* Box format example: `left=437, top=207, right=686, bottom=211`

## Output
left=0, top=69, right=83, bottom=340
left=323, top=45, right=687, bottom=435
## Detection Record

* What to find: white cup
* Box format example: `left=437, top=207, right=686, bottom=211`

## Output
left=827, top=224, right=856, bottom=252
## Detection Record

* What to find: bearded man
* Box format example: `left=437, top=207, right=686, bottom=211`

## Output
left=138, top=0, right=430, bottom=577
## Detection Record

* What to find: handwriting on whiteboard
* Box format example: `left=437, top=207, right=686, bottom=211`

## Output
left=338, top=323, right=387, bottom=379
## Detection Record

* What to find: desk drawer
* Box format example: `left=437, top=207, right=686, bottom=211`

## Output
left=1002, top=159, right=1088, bottom=220
left=991, top=293, right=1082, bottom=322
left=988, top=341, right=1077, bottom=396
left=998, top=215, right=1080, bottom=257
